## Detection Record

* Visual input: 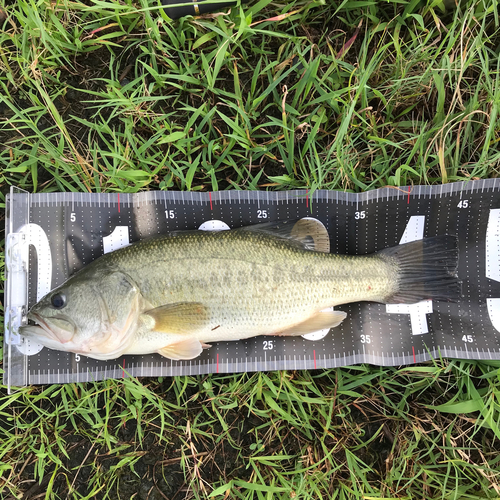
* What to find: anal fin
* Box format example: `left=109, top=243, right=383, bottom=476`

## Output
left=277, top=310, right=347, bottom=336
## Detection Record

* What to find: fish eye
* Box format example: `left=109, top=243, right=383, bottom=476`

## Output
left=51, top=293, right=66, bottom=309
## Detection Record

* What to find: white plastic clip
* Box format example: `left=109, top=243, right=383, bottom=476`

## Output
left=5, top=233, right=28, bottom=345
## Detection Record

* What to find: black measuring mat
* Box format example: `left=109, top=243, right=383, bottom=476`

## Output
left=4, top=181, right=500, bottom=386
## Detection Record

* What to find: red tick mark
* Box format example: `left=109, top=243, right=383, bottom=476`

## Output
left=122, top=358, right=126, bottom=378
left=407, top=186, right=410, bottom=204
left=209, top=192, right=213, bottom=211
left=306, top=189, right=309, bottom=208
left=313, top=349, right=317, bottom=369
left=412, top=346, right=416, bottom=363
left=117, top=193, right=121, bottom=213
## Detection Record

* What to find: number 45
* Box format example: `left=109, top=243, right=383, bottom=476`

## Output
left=462, top=335, right=473, bottom=343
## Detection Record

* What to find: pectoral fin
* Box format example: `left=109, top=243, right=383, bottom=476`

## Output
left=158, top=339, right=205, bottom=360
left=144, top=302, right=209, bottom=334
left=278, top=310, right=347, bottom=336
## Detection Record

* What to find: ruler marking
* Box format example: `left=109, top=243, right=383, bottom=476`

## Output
left=17, top=179, right=500, bottom=383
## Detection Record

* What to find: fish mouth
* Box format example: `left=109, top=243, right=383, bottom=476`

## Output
left=22, top=313, right=76, bottom=344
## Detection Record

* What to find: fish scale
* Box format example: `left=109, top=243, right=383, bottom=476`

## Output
left=112, top=230, right=395, bottom=327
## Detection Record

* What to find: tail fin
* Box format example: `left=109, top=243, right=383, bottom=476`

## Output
left=379, top=235, right=461, bottom=304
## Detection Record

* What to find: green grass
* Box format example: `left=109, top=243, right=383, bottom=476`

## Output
left=1, top=0, right=500, bottom=498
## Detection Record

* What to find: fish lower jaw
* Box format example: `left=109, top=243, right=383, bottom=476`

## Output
left=20, top=325, right=72, bottom=348
left=20, top=331, right=73, bottom=353
left=20, top=328, right=138, bottom=361
left=20, top=325, right=47, bottom=339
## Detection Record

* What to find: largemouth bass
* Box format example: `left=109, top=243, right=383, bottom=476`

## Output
left=20, top=222, right=460, bottom=361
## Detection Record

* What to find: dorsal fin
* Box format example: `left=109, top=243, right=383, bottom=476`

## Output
left=149, top=219, right=331, bottom=253
left=235, top=219, right=330, bottom=253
